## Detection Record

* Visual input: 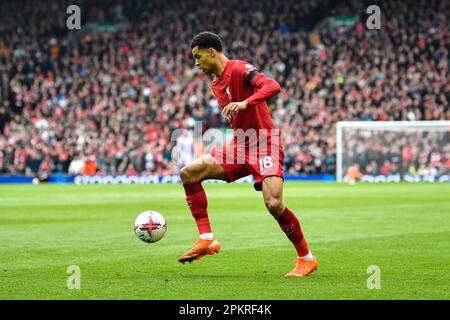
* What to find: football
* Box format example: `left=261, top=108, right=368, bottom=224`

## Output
left=134, top=211, right=167, bottom=243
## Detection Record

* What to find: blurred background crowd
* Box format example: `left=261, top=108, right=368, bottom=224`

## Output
left=0, top=0, right=448, bottom=179
left=343, top=129, right=450, bottom=178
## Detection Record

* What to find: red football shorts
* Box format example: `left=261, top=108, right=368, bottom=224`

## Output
left=210, top=134, right=284, bottom=191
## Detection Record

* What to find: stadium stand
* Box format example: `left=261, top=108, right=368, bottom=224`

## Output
left=0, top=0, right=448, bottom=179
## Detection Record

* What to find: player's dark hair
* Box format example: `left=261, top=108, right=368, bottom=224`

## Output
left=190, top=31, right=223, bottom=52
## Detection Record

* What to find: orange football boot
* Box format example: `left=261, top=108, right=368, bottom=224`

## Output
left=178, top=237, right=221, bottom=264
left=285, top=256, right=318, bottom=277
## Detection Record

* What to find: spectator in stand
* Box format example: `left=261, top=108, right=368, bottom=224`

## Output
left=81, top=155, right=97, bottom=176
left=68, top=153, right=85, bottom=176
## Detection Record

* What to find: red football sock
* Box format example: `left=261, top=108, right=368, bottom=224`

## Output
left=183, top=183, right=211, bottom=235
left=275, top=207, right=310, bottom=257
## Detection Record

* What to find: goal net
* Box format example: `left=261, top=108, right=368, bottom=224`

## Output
left=336, top=121, right=450, bottom=183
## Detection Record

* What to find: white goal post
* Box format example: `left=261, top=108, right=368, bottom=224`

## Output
left=336, top=121, right=450, bottom=182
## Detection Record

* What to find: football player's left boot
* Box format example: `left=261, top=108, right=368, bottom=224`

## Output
left=284, top=255, right=318, bottom=277
left=178, top=237, right=220, bottom=264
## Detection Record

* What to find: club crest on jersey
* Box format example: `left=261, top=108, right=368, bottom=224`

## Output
left=245, top=64, right=257, bottom=74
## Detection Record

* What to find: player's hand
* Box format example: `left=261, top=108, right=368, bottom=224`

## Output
left=222, top=101, right=249, bottom=118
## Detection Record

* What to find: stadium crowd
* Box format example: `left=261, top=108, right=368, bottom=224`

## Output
left=343, top=130, right=450, bottom=177
left=0, top=0, right=448, bottom=179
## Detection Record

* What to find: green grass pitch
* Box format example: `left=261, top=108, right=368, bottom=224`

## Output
left=1, top=182, right=449, bottom=300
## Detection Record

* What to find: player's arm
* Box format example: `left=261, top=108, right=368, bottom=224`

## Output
left=244, top=70, right=281, bottom=107
left=222, top=64, right=281, bottom=118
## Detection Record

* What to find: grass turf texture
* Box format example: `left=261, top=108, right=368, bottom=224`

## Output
left=0, top=182, right=449, bottom=300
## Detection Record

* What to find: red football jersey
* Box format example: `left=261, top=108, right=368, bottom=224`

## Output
left=209, top=60, right=284, bottom=190
left=211, top=60, right=281, bottom=133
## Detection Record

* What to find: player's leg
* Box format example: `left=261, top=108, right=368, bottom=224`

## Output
left=179, top=154, right=229, bottom=184
left=180, top=153, right=226, bottom=241
left=261, top=176, right=318, bottom=277
left=178, top=154, right=227, bottom=263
